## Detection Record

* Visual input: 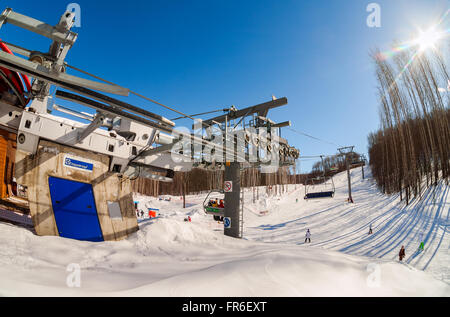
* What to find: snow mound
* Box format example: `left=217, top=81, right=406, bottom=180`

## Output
left=135, top=218, right=231, bottom=248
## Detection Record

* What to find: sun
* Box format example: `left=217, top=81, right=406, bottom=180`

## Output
left=414, top=27, right=444, bottom=51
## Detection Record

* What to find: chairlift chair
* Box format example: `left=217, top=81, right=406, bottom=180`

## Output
left=350, top=153, right=366, bottom=168
left=350, top=160, right=365, bottom=168
left=203, top=189, right=225, bottom=221
left=304, top=155, right=335, bottom=199
left=304, top=176, right=335, bottom=199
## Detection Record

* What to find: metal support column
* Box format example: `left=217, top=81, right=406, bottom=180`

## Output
left=224, top=161, right=241, bottom=238
left=346, top=156, right=353, bottom=202
left=338, top=146, right=354, bottom=203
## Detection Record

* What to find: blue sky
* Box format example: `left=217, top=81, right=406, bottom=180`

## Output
left=2, top=0, right=448, bottom=172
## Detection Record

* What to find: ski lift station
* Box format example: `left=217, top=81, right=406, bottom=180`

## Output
left=0, top=8, right=299, bottom=241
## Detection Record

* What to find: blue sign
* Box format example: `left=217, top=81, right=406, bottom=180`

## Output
left=64, top=156, right=93, bottom=172
left=224, top=217, right=231, bottom=229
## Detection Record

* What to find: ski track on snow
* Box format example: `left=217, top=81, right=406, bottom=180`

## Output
left=244, top=169, right=450, bottom=284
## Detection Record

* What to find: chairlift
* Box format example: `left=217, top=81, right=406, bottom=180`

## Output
left=304, top=176, right=335, bottom=199
left=349, top=153, right=366, bottom=168
left=350, top=160, right=365, bottom=168
left=203, top=189, right=225, bottom=221
left=304, top=155, right=335, bottom=199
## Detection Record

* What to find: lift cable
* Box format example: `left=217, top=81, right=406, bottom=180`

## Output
left=287, top=127, right=340, bottom=147
left=64, top=64, right=255, bottom=163
left=4, top=42, right=205, bottom=124
left=63, top=64, right=301, bottom=165
left=7, top=42, right=285, bottom=139
left=65, top=63, right=199, bottom=122
left=170, top=109, right=226, bottom=121
left=65, top=63, right=248, bottom=138
left=298, top=155, right=333, bottom=159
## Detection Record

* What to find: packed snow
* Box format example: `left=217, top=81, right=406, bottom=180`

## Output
left=0, top=168, right=448, bottom=296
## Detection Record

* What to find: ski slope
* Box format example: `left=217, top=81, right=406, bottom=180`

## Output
left=0, top=168, right=448, bottom=296
left=244, top=169, right=450, bottom=284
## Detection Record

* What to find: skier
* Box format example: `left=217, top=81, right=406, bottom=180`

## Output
left=418, top=233, right=425, bottom=252
left=305, top=229, right=311, bottom=243
left=399, top=245, right=406, bottom=261
left=134, top=202, right=140, bottom=218
left=368, top=224, right=373, bottom=235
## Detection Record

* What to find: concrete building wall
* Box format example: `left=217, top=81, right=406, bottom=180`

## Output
left=15, top=139, right=138, bottom=241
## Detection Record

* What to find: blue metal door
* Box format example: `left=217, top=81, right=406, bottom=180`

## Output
left=48, top=177, right=104, bottom=242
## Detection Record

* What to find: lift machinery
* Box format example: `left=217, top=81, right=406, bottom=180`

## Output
left=0, top=7, right=299, bottom=240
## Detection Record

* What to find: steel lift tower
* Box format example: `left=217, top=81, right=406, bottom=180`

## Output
left=197, top=98, right=298, bottom=238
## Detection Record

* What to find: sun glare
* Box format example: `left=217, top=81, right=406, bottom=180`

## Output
left=414, top=27, right=444, bottom=51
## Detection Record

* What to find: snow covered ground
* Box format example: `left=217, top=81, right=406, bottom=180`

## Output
left=244, top=169, right=450, bottom=285
left=0, top=168, right=448, bottom=296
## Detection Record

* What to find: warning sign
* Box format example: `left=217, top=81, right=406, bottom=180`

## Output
left=224, top=181, right=233, bottom=193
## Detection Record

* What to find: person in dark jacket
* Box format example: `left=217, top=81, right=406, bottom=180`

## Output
left=399, top=245, right=406, bottom=261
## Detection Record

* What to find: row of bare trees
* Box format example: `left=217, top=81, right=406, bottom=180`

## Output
left=131, top=165, right=297, bottom=197
left=131, top=169, right=223, bottom=197
left=368, top=44, right=449, bottom=204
